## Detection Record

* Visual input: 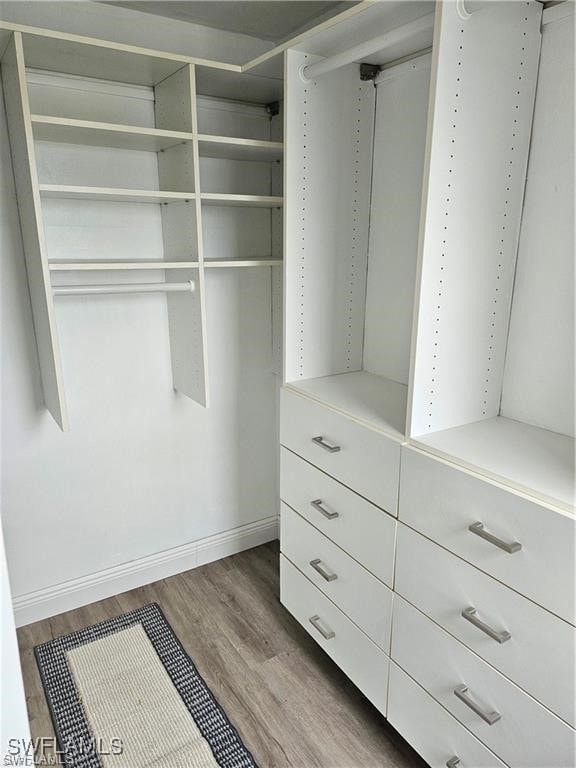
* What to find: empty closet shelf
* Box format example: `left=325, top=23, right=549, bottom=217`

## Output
left=200, top=193, right=283, bottom=207
left=414, top=417, right=576, bottom=512
left=38, top=185, right=196, bottom=203
left=31, top=115, right=194, bottom=152
left=52, top=281, right=195, bottom=296
left=197, top=135, right=283, bottom=162
left=48, top=261, right=200, bottom=271
left=286, top=371, right=408, bottom=440
left=204, top=258, right=282, bottom=268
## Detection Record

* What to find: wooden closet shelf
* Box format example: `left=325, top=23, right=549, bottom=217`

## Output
left=39, top=185, right=196, bottom=203
left=31, top=115, right=194, bottom=152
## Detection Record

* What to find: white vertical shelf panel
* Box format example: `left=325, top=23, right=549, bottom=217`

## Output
left=271, top=98, right=283, bottom=376
left=363, top=53, right=431, bottom=385
left=408, top=1, right=542, bottom=437
left=284, top=50, right=374, bottom=383
left=1, top=32, right=68, bottom=430
left=156, top=64, right=209, bottom=406
left=500, top=10, right=575, bottom=437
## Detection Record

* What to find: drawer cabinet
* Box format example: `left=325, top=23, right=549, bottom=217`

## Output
left=388, top=662, right=506, bottom=768
left=281, top=503, right=393, bottom=650
left=391, top=596, right=575, bottom=768
left=400, top=447, right=575, bottom=624
left=280, top=554, right=389, bottom=715
left=280, top=388, right=401, bottom=515
left=280, top=447, right=396, bottom=586
left=395, top=524, right=575, bottom=726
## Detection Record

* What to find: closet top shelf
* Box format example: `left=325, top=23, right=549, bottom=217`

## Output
left=0, top=20, right=242, bottom=88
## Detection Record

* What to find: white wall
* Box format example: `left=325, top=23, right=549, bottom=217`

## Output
left=0, top=523, right=30, bottom=760
left=0, top=4, right=279, bottom=614
left=500, top=9, right=575, bottom=438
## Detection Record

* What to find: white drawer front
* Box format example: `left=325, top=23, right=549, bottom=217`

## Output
left=395, top=524, right=575, bottom=727
left=280, top=554, right=389, bottom=715
left=392, top=597, right=575, bottom=768
left=388, top=662, right=507, bottom=768
left=280, top=388, right=401, bottom=515
left=280, top=447, right=396, bottom=585
left=281, top=503, right=393, bottom=650
left=400, top=447, right=575, bottom=624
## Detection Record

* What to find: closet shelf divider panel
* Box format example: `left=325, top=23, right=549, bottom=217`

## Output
left=1, top=31, right=68, bottom=430
left=156, top=63, right=210, bottom=407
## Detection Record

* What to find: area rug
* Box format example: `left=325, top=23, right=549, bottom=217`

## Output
left=35, top=603, right=257, bottom=768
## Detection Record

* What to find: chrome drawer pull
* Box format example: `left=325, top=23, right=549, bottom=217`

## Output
left=454, top=684, right=501, bottom=725
left=462, top=607, right=511, bottom=644
left=446, top=758, right=461, bottom=768
left=311, top=499, right=339, bottom=519
left=309, top=558, right=338, bottom=582
left=312, top=435, right=341, bottom=453
left=468, top=522, right=522, bottom=554
left=309, top=614, right=335, bottom=640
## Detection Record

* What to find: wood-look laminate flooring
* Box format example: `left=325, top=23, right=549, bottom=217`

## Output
left=17, top=541, right=426, bottom=768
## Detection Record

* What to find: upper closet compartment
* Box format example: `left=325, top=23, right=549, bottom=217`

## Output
left=409, top=2, right=574, bottom=512
left=195, top=59, right=284, bottom=266
left=283, top=2, right=435, bottom=441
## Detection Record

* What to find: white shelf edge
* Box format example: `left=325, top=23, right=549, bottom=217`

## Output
left=198, top=133, right=283, bottom=160
left=31, top=114, right=194, bottom=147
left=48, top=259, right=283, bottom=271
left=39, top=185, right=196, bottom=203
left=49, top=261, right=200, bottom=271
left=200, top=193, right=283, bottom=207
left=204, top=259, right=283, bottom=268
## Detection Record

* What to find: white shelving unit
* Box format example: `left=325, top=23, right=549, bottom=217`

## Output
left=282, top=0, right=574, bottom=512
left=408, top=1, right=574, bottom=512
left=283, top=15, right=433, bottom=444
left=0, top=21, right=284, bottom=430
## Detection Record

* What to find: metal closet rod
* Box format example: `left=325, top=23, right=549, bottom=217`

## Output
left=300, top=12, right=435, bottom=81
left=52, top=281, right=195, bottom=296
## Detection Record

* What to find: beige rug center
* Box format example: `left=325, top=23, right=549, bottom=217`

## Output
left=66, top=623, right=219, bottom=768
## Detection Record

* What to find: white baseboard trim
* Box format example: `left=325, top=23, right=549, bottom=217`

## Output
left=13, top=516, right=278, bottom=627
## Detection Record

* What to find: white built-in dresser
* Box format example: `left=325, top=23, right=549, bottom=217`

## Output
left=280, top=2, right=575, bottom=767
